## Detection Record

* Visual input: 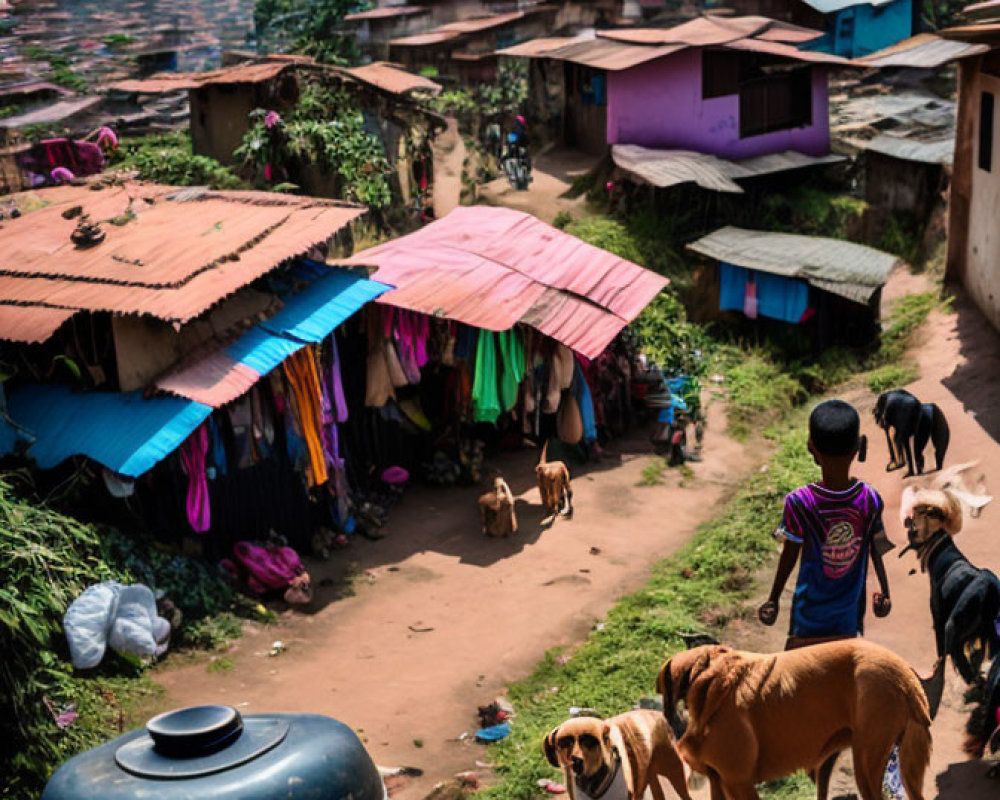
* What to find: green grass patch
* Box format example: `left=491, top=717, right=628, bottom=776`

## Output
left=866, top=363, right=919, bottom=394
left=206, top=656, right=234, bottom=673
left=638, top=458, right=667, bottom=486
left=480, top=421, right=817, bottom=800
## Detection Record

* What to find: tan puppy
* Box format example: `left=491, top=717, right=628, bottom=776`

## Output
left=543, top=711, right=691, bottom=800
left=479, top=476, right=517, bottom=537
left=537, top=440, right=573, bottom=517
left=658, top=640, right=931, bottom=800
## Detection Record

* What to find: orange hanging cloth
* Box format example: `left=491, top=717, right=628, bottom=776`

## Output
left=283, top=347, right=329, bottom=487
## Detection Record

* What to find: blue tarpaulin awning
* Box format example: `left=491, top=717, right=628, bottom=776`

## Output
left=3, top=266, right=391, bottom=477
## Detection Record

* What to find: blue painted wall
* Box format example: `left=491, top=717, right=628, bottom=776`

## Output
left=808, top=0, right=913, bottom=59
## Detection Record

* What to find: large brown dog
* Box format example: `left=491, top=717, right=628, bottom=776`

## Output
left=658, top=640, right=932, bottom=800
left=479, top=477, right=517, bottom=537
left=543, top=711, right=691, bottom=800
left=537, top=440, right=573, bottom=518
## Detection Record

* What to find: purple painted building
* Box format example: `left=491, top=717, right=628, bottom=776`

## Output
left=502, top=15, right=847, bottom=158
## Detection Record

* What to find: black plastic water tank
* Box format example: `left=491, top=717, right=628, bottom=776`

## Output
left=43, top=705, right=385, bottom=800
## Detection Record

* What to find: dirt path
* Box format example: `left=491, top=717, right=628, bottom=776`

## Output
left=721, top=269, right=1000, bottom=798
left=478, top=148, right=595, bottom=224
left=151, top=398, right=755, bottom=800
left=431, top=117, right=466, bottom=219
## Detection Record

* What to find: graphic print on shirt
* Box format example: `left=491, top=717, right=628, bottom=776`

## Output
left=821, top=515, right=863, bottom=579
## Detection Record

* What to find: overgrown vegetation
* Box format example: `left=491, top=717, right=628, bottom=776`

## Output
left=253, top=0, right=359, bottom=62
left=234, top=82, right=394, bottom=208
left=480, top=418, right=819, bottom=800
left=108, top=131, right=244, bottom=189
left=22, top=46, right=87, bottom=93
left=0, top=480, right=271, bottom=798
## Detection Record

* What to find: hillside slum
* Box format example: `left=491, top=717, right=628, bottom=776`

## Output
left=3, top=1, right=1000, bottom=799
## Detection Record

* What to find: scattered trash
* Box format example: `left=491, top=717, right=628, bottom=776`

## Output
left=589, top=546, right=601, bottom=556
left=478, top=702, right=510, bottom=727
left=43, top=697, right=78, bottom=729
left=595, top=622, right=606, bottom=631
left=569, top=706, right=600, bottom=717
left=537, top=779, right=567, bottom=794
left=269, top=640, right=286, bottom=657
left=409, top=623, right=434, bottom=633
left=475, top=723, right=510, bottom=743
left=710, top=374, right=725, bottom=384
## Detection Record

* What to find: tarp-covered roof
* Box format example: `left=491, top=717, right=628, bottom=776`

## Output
left=498, top=14, right=851, bottom=71
left=337, top=206, right=667, bottom=358
left=612, top=145, right=844, bottom=193
left=687, top=226, right=899, bottom=303
left=857, top=33, right=988, bottom=67
left=4, top=265, right=390, bottom=475
left=0, top=183, right=365, bottom=343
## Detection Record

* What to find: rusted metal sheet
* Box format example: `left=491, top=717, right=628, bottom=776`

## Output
left=390, top=30, right=463, bottom=47
left=0, top=304, right=75, bottom=344
left=0, top=96, right=102, bottom=129
left=440, top=11, right=526, bottom=33
left=338, top=206, right=668, bottom=358
left=613, top=145, right=844, bottom=193
left=497, top=35, right=592, bottom=58
left=345, top=5, right=427, bottom=21
left=110, top=58, right=307, bottom=93
left=0, top=184, right=365, bottom=331
left=345, top=62, right=441, bottom=95
left=687, top=226, right=898, bottom=302
left=725, top=37, right=855, bottom=64
left=858, top=34, right=988, bottom=68
left=543, top=38, right=686, bottom=71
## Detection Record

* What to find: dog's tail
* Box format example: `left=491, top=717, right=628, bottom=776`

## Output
left=539, top=438, right=549, bottom=466
left=930, top=404, right=950, bottom=472
left=898, top=670, right=933, bottom=800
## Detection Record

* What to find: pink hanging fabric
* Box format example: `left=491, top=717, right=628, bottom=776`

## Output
left=744, top=277, right=758, bottom=320
left=180, top=423, right=210, bottom=533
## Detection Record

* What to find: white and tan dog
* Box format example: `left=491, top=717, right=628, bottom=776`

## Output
left=543, top=711, right=691, bottom=800
left=479, top=476, right=517, bottom=537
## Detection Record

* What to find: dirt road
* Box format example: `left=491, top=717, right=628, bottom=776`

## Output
left=150, top=397, right=755, bottom=799
left=724, top=270, right=1000, bottom=798
left=478, top=148, right=594, bottom=224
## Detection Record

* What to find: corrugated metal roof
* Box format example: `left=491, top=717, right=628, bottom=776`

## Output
left=0, top=96, right=102, bottom=129
left=497, top=34, right=593, bottom=58
left=964, top=0, right=1000, bottom=22
left=612, top=145, right=844, bottom=193
left=864, top=134, right=954, bottom=164
left=439, top=11, right=526, bottom=33
left=110, top=58, right=306, bottom=93
left=391, top=30, right=463, bottom=47
left=0, top=184, right=365, bottom=334
left=858, top=33, right=988, bottom=67
left=156, top=268, right=391, bottom=406
left=5, top=383, right=212, bottom=477
left=344, top=5, right=427, bottom=21
left=345, top=62, right=442, bottom=95
left=798, top=0, right=896, bottom=12
left=0, top=80, right=74, bottom=99
left=337, top=206, right=668, bottom=358
left=505, top=15, right=845, bottom=70
left=0, top=305, right=75, bottom=344
left=687, top=226, right=898, bottom=302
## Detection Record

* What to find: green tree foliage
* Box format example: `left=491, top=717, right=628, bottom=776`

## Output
left=254, top=0, right=363, bottom=62
left=108, top=132, right=244, bottom=189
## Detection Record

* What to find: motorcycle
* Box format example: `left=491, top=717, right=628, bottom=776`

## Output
left=636, top=370, right=704, bottom=467
left=501, top=132, right=531, bottom=191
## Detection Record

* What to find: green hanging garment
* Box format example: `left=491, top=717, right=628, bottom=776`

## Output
left=472, top=329, right=501, bottom=423
left=498, top=328, right=526, bottom=412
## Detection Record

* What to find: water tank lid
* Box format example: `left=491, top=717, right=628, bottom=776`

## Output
left=114, top=705, right=289, bottom=779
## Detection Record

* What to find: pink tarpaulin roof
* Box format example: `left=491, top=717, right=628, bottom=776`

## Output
left=337, top=207, right=668, bottom=358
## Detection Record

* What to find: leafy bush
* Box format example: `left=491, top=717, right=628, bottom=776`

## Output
left=0, top=479, right=136, bottom=796
left=633, top=292, right=710, bottom=378
left=254, top=0, right=358, bottom=62
left=866, top=363, right=919, bottom=394
left=566, top=217, right=645, bottom=265
left=109, top=132, right=244, bottom=189
left=235, top=107, right=393, bottom=208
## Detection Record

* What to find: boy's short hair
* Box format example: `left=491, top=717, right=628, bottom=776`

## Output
left=809, top=399, right=860, bottom=457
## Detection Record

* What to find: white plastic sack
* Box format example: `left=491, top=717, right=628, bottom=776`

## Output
left=108, top=584, right=159, bottom=660
left=63, top=581, right=122, bottom=669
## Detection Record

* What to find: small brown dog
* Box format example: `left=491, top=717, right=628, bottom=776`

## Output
left=479, top=476, right=517, bottom=537
left=537, top=440, right=573, bottom=518
left=659, top=640, right=932, bottom=800
left=543, top=711, right=691, bottom=800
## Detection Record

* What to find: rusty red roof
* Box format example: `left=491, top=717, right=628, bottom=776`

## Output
left=0, top=184, right=365, bottom=344
left=344, top=5, right=427, bottom=21
left=345, top=61, right=441, bottom=95
left=0, top=304, right=75, bottom=344
left=110, top=56, right=312, bottom=93
left=338, top=206, right=667, bottom=358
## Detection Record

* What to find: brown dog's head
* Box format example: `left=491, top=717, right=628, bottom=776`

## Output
left=657, top=645, right=730, bottom=734
left=901, top=487, right=963, bottom=550
left=543, top=717, right=611, bottom=777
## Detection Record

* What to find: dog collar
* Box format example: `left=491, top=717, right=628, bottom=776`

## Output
left=576, top=748, right=622, bottom=800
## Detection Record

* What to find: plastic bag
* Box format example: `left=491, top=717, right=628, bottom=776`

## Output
left=63, top=581, right=121, bottom=669
left=108, top=584, right=159, bottom=660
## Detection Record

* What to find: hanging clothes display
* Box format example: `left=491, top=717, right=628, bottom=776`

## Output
left=719, top=263, right=810, bottom=324
left=573, top=359, right=598, bottom=444
left=498, top=329, right=526, bottom=412
left=365, top=307, right=395, bottom=408
left=179, top=423, right=210, bottom=533
left=472, top=329, right=502, bottom=423
left=282, top=347, right=329, bottom=488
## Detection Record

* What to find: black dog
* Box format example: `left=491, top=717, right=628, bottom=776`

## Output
left=902, top=490, right=1000, bottom=689
left=874, top=389, right=950, bottom=476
